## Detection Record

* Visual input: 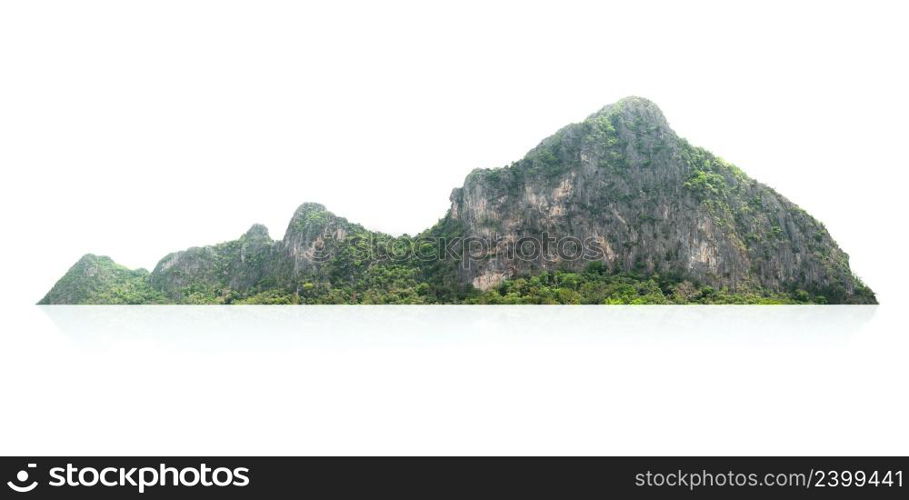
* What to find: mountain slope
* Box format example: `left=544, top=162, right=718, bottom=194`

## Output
left=39, top=97, right=876, bottom=304
left=438, top=97, right=874, bottom=303
left=39, top=254, right=165, bottom=304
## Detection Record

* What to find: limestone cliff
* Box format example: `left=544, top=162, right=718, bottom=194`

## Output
left=439, top=97, right=873, bottom=303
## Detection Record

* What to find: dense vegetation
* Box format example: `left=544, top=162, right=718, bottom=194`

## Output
left=133, top=261, right=832, bottom=305
left=466, top=263, right=829, bottom=304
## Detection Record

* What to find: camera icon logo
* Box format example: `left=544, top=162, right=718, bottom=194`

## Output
left=7, top=463, right=38, bottom=493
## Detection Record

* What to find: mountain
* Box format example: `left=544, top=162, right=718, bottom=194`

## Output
left=40, top=97, right=876, bottom=304
left=39, top=254, right=165, bottom=304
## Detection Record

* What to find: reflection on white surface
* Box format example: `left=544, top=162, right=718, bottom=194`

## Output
left=40, top=305, right=876, bottom=350
left=1, top=305, right=905, bottom=456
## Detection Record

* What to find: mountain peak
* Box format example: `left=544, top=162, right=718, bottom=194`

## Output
left=74, top=252, right=104, bottom=265
left=282, top=202, right=359, bottom=248
left=615, top=95, right=659, bottom=107
left=587, top=96, right=670, bottom=130
left=292, top=202, right=327, bottom=216
left=597, top=95, right=660, bottom=112
left=286, top=202, right=333, bottom=231
left=69, top=253, right=123, bottom=274
left=242, top=223, right=271, bottom=241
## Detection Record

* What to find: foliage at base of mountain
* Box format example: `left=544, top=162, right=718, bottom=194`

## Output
left=39, top=97, right=877, bottom=305
left=465, top=263, right=875, bottom=304
left=40, top=258, right=872, bottom=305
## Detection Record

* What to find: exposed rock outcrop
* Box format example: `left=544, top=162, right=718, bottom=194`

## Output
left=439, top=97, right=870, bottom=302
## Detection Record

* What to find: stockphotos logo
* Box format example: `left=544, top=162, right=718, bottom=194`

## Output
left=7, top=463, right=38, bottom=493
left=5, top=462, right=249, bottom=494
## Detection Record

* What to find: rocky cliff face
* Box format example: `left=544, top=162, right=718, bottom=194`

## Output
left=149, top=223, right=280, bottom=301
left=40, top=97, right=876, bottom=304
left=142, top=203, right=377, bottom=302
left=440, top=97, right=873, bottom=303
left=280, top=202, right=364, bottom=276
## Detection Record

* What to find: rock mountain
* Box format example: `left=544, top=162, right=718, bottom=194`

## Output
left=40, top=97, right=876, bottom=304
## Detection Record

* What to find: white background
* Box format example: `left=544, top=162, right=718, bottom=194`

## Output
left=0, top=0, right=907, bottom=455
